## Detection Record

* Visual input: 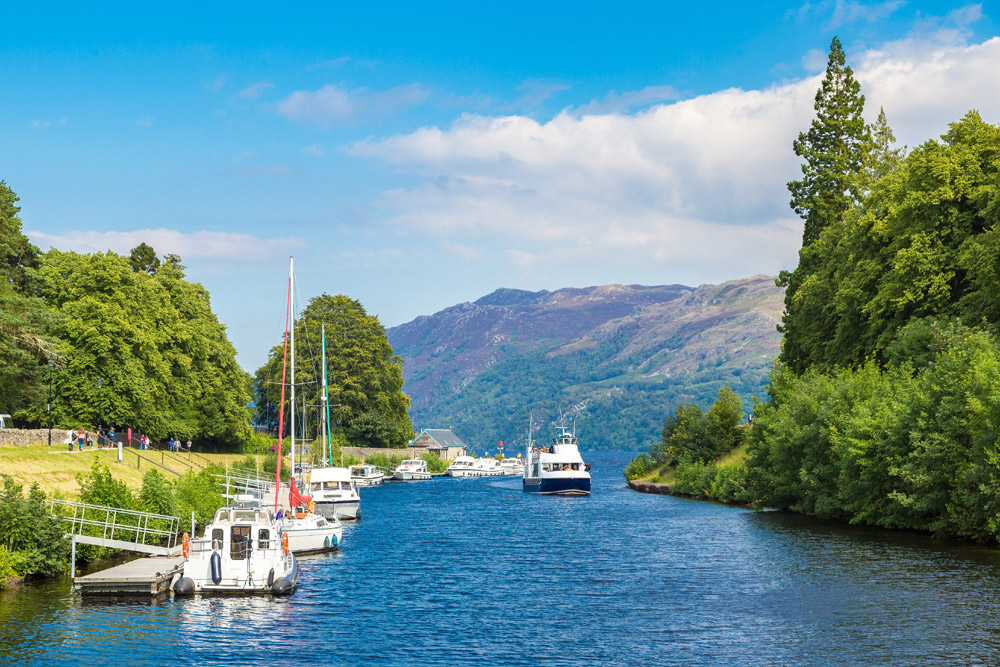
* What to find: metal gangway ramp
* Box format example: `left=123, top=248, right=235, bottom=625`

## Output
left=48, top=499, right=183, bottom=578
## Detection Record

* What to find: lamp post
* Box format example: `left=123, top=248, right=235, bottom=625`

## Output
left=47, top=354, right=54, bottom=447
left=97, top=379, right=103, bottom=444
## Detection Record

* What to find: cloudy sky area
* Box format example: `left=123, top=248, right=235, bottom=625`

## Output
left=3, top=2, right=998, bottom=370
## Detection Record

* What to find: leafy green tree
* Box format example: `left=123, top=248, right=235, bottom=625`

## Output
left=253, top=294, right=412, bottom=447
left=128, top=242, right=160, bottom=274
left=705, top=386, right=744, bottom=458
left=0, top=475, right=69, bottom=579
left=787, top=36, right=869, bottom=247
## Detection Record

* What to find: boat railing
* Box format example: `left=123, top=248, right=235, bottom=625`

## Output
left=187, top=537, right=285, bottom=558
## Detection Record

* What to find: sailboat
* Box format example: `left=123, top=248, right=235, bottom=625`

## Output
left=306, top=321, right=363, bottom=520
left=272, top=257, right=344, bottom=552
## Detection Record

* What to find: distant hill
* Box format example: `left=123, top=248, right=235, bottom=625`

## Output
left=387, top=276, right=784, bottom=451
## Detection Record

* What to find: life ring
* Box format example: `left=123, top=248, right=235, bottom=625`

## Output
left=307, top=501, right=315, bottom=514
left=182, top=532, right=189, bottom=558
left=282, top=532, right=289, bottom=555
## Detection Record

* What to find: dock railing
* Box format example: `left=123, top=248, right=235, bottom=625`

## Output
left=47, top=499, right=183, bottom=578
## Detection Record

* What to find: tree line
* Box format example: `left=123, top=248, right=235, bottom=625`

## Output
left=628, top=38, right=1000, bottom=542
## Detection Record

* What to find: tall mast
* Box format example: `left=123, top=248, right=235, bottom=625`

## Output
left=290, top=256, right=296, bottom=478
left=273, top=257, right=293, bottom=513
left=322, top=322, right=333, bottom=467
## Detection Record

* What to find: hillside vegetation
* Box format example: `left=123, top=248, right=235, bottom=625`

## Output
left=389, top=276, right=783, bottom=450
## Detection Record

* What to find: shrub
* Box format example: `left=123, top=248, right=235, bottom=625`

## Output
left=623, top=453, right=653, bottom=480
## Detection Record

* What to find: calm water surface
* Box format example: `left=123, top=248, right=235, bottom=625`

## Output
left=3, top=451, right=1000, bottom=666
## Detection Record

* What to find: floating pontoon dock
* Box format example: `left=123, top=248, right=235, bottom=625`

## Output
left=74, top=556, right=185, bottom=595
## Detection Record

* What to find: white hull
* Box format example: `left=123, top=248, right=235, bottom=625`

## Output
left=352, top=475, right=384, bottom=487
left=446, top=467, right=490, bottom=478
left=314, top=499, right=361, bottom=520
left=280, top=514, right=343, bottom=553
left=393, top=471, right=432, bottom=481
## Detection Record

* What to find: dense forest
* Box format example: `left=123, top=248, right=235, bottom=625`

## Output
left=0, top=185, right=251, bottom=445
left=630, top=38, right=1000, bottom=543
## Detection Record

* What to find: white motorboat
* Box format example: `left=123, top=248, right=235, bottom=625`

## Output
left=173, top=504, right=298, bottom=595
left=523, top=424, right=591, bottom=495
left=475, top=457, right=504, bottom=476
left=350, top=464, right=385, bottom=487
left=308, top=467, right=362, bottom=520
left=277, top=510, right=342, bottom=554
left=393, top=459, right=431, bottom=481
left=446, top=455, right=484, bottom=478
left=500, top=457, right=525, bottom=476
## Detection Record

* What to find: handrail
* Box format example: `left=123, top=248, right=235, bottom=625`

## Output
left=123, top=448, right=182, bottom=476
left=47, top=499, right=180, bottom=550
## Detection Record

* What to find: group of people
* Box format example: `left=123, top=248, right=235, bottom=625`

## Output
left=167, top=437, right=193, bottom=453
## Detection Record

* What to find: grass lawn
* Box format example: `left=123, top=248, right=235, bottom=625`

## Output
left=640, top=442, right=750, bottom=484
left=0, top=443, right=257, bottom=499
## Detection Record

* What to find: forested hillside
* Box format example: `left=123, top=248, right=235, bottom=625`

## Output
left=389, top=276, right=783, bottom=450
left=0, top=182, right=250, bottom=445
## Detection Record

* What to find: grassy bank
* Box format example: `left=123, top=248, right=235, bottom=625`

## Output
left=629, top=443, right=752, bottom=504
left=0, top=443, right=254, bottom=498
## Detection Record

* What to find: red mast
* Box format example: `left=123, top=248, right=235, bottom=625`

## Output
left=274, top=259, right=292, bottom=513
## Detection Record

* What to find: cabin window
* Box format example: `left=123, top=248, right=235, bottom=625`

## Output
left=341, top=482, right=352, bottom=490
left=571, top=463, right=579, bottom=471
left=258, top=529, right=270, bottom=550
left=231, top=525, right=251, bottom=560
left=211, top=528, right=224, bottom=551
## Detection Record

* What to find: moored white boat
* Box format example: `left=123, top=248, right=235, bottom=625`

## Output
left=278, top=510, right=342, bottom=554
left=393, top=459, right=431, bottom=481
left=475, top=457, right=504, bottom=476
left=523, top=424, right=591, bottom=495
left=308, top=467, right=362, bottom=520
left=500, top=457, right=525, bottom=476
left=173, top=504, right=298, bottom=595
left=350, top=464, right=385, bottom=487
left=446, top=455, right=482, bottom=478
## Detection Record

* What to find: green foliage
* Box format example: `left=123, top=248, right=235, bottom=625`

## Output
left=419, top=452, right=449, bottom=474
left=128, top=242, right=160, bottom=274
left=364, top=451, right=408, bottom=472
left=253, top=294, right=413, bottom=447
left=138, top=470, right=175, bottom=517
left=0, top=475, right=69, bottom=580
left=748, top=325, right=1000, bottom=541
left=787, top=37, right=869, bottom=247
left=623, top=453, right=653, bottom=481
left=173, top=466, right=226, bottom=528
left=656, top=386, right=745, bottom=466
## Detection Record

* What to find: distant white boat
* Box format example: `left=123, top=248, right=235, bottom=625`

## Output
left=350, top=464, right=385, bottom=487
left=308, top=467, right=362, bottom=520
left=500, top=457, right=525, bottom=476
left=174, top=504, right=297, bottom=595
left=475, top=457, right=504, bottom=476
left=446, top=455, right=482, bottom=478
left=393, top=459, right=431, bottom=481
left=523, top=424, right=591, bottom=496
left=277, top=510, right=342, bottom=554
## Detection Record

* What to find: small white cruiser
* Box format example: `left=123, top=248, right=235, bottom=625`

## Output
left=308, top=467, right=361, bottom=520
left=500, top=457, right=525, bottom=476
left=173, top=502, right=298, bottom=595
left=393, top=459, right=431, bottom=481
left=523, top=424, right=591, bottom=495
left=446, top=455, right=483, bottom=478
left=350, top=464, right=385, bottom=487
left=475, top=457, right=504, bottom=476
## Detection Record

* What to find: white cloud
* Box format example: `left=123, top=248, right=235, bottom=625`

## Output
left=204, top=75, right=226, bottom=92
left=350, top=35, right=1000, bottom=282
left=829, top=0, right=905, bottom=28
left=26, top=229, right=306, bottom=266
left=303, top=144, right=325, bottom=157
left=136, top=116, right=155, bottom=128
left=276, top=83, right=430, bottom=127
left=237, top=80, right=274, bottom=100
left=220, top=163, right=298, bottom=178
left=29, top=117, right=68, bottom=129
left=575, top=85, right=681, bottom=114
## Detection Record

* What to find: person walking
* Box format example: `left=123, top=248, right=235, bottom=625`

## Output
left=187, top=439, right=192, bottom=454
left=76, top=426, right=85, bottom=451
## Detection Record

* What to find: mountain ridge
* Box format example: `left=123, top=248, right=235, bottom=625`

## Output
left=388, top=275, right=784, bottom=450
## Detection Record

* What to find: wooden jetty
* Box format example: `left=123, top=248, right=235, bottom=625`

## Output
left=74, top=556, right=185, bottom=595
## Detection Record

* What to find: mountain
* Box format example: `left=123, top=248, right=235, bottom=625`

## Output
left=387, top=275, right=784, bottom=451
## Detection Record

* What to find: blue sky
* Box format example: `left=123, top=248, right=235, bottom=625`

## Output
left=3, top=2, right=998, bottom=371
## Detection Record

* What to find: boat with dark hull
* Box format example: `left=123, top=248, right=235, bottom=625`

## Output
left=523, top=424, right=591, bottom=495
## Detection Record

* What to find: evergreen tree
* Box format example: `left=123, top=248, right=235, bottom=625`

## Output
left=128, top=242, right=160, bottom=274
left=787, top=37, right=868, bottom=247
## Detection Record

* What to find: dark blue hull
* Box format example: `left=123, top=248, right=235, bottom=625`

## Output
left=523, top=476, right=591, bottom=495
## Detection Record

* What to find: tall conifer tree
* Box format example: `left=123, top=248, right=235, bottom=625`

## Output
left=787, top=37, right=868, bottom=246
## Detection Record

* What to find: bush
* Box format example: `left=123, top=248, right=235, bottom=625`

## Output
left=623, top=453, right=653, bottom=480
left=420, top=453, right=449, bottom=474
left=0, top=476, right=69, bottom=579
left=672, top=460, right=718, bottom=497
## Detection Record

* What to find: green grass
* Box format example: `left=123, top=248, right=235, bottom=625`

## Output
left=636, top=442, right=748, bottom=484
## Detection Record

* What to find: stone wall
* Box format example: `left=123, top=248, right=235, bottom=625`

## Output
left=0, top=428, right=62, bottom=447
left=343, top=446, right=429, bottom=460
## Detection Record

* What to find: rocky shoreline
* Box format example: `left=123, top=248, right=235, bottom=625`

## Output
left=627, top=479, right=673, bottom=495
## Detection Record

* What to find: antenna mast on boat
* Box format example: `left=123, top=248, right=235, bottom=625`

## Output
left=290, top=256, right=296, bottom=479
left=273, top=256, right=293, bottom=513
left=321, top=322, right=329, bottom=466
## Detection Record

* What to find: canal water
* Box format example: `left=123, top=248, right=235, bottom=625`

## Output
left=3, top=451, right=1000, bottom=666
